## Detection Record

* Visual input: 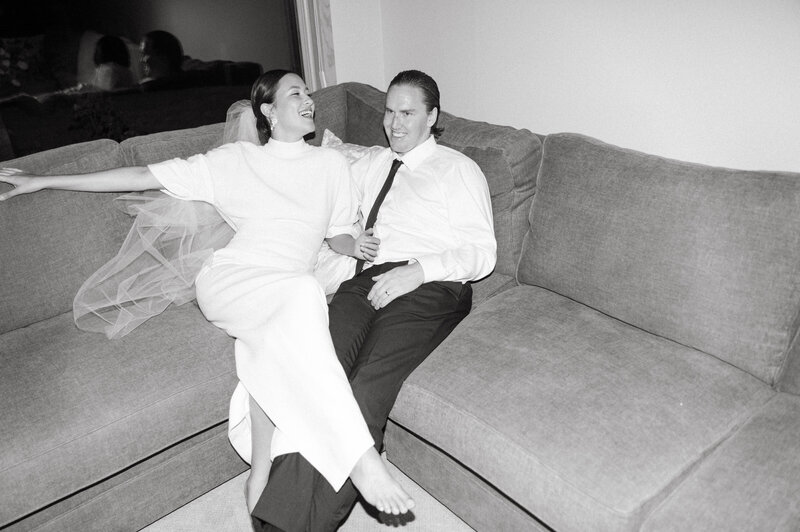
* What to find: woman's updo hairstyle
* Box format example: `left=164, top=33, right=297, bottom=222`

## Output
left=251, top=69, right=294, bottom=144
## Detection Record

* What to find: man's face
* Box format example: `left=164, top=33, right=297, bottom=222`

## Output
left=383, top=84, right=437, bottom=156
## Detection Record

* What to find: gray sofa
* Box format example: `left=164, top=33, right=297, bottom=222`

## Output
left=2, top=82, right=799, bottom=532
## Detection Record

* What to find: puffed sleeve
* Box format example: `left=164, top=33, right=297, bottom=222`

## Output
left=326, top=152, right=359, bottom=238
left=147, top=144, right=242, bottom=204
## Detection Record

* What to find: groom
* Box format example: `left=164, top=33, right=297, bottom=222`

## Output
left=252, top=70, right=497, bottom=531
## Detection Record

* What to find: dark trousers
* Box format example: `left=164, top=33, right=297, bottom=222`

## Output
left=251, top=262, right=472, bottom=532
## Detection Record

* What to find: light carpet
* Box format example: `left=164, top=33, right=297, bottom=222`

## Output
left=141, top=460, right=474, bottom=531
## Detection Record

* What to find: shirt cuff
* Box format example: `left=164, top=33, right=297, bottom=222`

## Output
left=414, top=254, right=446, bottom=283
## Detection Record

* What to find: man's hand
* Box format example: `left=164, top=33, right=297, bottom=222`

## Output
left=367, top=262, right=424, bottom=309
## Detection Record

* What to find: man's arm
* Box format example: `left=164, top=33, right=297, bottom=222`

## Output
left=367, top=159, right=497, bottom=309
left=413, top=160, right=497, bottom=283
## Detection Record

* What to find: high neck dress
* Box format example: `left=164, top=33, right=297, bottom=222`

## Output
left=147, top=137, right=373, bottom=491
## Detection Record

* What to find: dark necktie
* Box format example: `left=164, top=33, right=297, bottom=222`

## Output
left=355, top=158, right=403, bottom=274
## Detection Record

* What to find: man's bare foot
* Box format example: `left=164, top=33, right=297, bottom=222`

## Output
left=350, top=448, right=415, bottom=515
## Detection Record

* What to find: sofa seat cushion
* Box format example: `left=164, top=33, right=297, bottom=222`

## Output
left=642, top=392, right=800, bottom=531
left=390, top=285, right=775, bottom=532
left=0, top=304, right=236, bottom=526
left=470, top=272, right=516, bottom=309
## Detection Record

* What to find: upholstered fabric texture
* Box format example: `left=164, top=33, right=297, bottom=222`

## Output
left=0, top=140, right=127, bottom=334
left=341, top=83, right=391, bottom=148
left=391, top=285, right=775, bottom=532
left=519, top=133, right=800, bottom=385
left=11, top=426, right=244, bottom=532
left=0, top=120, right=242, bottom=529
left=386, top=421, right=548, bottom=532
left=121, top=123, right=223, bottom=166
left=642, top=393, right=800, bottom=531
left=0, top=305, right=236, bottom=526
left=778, top=332, right=800, bottom=394
left=306, top=83, right=348, bottom=146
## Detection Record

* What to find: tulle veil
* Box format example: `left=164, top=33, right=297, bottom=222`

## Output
left=73, top=100, right=355, bottom=339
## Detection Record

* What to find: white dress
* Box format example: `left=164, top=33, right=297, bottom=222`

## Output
left=148, top=138, right=373, bottom=491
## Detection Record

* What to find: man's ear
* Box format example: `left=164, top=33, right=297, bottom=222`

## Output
left=260, top=102, right=273, bottom=119
left=427, top=107, right=438, bottom=128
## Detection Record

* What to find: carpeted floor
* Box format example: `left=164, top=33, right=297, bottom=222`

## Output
left=141, top=459, right=474, bottom=531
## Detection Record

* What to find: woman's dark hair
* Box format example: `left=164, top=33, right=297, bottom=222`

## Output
left=93, top=35, right=131, bottom=68
left=388, top=69, right=444, bottom=138
left=142, top=30, right=184, bottom=72
left=250, top=69, right=295, bottom=144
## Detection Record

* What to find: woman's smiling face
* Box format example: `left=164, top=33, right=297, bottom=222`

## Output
left=262, top=73, right=315, bottom=141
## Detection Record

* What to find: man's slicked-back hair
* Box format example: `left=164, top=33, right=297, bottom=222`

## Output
left=388, top=69, right=444, bottom=138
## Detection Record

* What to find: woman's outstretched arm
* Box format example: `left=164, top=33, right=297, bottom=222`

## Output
left=0, top=166, right=161, bottom=201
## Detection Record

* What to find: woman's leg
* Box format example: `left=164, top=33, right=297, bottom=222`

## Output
left=198, top=266, right=412, bottom=525
left=246, top=394, right=275, bottom=513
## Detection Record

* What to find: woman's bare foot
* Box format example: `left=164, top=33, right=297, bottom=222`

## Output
left=350, top=448, right=415, bottom=515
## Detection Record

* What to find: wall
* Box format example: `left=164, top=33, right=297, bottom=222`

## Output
left=329, top=0, right=385, bottom=90
left=82, top=0, right=296, bottom=72
left=332, top=0, right=800, bottom=172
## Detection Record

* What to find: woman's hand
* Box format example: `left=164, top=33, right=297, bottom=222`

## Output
left=354, top=228, right=381, bottom=261
left=0, top=168, right=43, bottom=201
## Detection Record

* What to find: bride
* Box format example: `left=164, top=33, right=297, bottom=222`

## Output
left=0, top=69, right=414, bottom=518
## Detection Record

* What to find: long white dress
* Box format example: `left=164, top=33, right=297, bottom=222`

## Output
left=148, top=138, right=373, bottom=491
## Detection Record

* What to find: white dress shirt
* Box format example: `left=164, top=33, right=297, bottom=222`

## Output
left=351, top=136, right=497, bottom=283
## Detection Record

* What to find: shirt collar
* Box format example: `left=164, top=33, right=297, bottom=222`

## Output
left=394, top=136, right=436, bottom=171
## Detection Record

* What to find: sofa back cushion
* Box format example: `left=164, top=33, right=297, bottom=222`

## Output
left=308, top=83, right=349, bottom=146
left=518, top=133, right=800, bottom=385
left=120, top=123, right=224, bottom=165
left=312, top=82, right=542, bottom=278
left=309, top=82, right=389, bottom=149
left=0, top=140, right=128, bottom=333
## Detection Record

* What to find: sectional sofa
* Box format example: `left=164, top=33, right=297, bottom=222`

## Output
left=2, top=82, right=799, bottom=531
